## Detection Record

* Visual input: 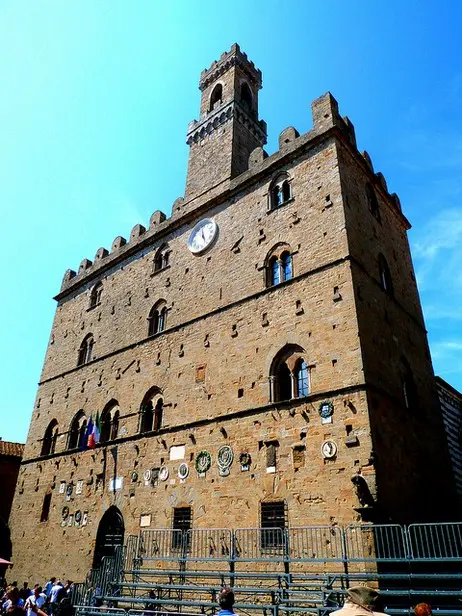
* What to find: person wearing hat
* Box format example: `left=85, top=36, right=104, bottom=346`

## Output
left=217, top=587, right=237, bottom=616
left=330, top=586, right=387, bottom=615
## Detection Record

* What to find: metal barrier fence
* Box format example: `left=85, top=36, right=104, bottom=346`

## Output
left=132, top=523, right=462, bottom=563
left=408, top=522, right=462, bottom=560
left=288, top=526, right=344, bottom=561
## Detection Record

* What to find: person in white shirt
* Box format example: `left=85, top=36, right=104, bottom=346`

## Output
left=25, top=587, right=47, bottom=616
left=44, top=578, right=56, bottom=600
left=49, top=582, right=63, bottom=615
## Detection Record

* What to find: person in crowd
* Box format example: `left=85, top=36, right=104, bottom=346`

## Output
left=330, top=586, right=387, bottom=616
left=48, top=581, right=63, bottom=615
left=44, top=578, right=56, bottom=600
left=3, top=587, right=25, bottom=614
left=18, top=585, right=31, bottom=603
left=24, top=587, right=46, bottom=616
left=414, top=604, right=432, bottom=616
left=217, top=588, right=236, bottom=616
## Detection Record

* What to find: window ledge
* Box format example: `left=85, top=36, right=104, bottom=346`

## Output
left=86, top=302, right=101, bottom=312
left=267, top=197, right=295, bottom=215
left=150, top=264, right=171, bottom=278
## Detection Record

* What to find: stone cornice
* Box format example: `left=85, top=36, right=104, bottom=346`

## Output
left=186, top=100, right=267, bottom=146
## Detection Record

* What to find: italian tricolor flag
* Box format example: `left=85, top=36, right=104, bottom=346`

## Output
left=88, top=412, right=101, bottom=449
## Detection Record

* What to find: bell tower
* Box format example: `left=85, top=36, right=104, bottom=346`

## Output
left=185, top=44, right=267, bottom=200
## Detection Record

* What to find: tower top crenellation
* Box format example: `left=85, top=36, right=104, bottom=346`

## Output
left=199, top=43, right=262, bottom=92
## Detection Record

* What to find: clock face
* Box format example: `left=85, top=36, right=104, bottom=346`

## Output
left=188, top=218, right=218, bottom=254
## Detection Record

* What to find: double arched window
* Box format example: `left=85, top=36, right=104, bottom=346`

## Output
left=100, top=400, right=120, bottom=443
left=148, top=301, right=167, bottom=336
left=153, top=244, right=170, bottom=273
left=139, top=388, right=164, bottom=434
left=269, top=173, right=292, bottom=211
left=266, top=244, right=293, bottom=287
left=77, top=334, right=94, bottom=366
left=41, top=419, right=59, bottom=456
left=269, top=345, right=311, bottom=402
left=378, top=254, right=393, bottom=297
left=89, top=282, right=103, bottom=309
left=68, top=411, right=87, bottom=450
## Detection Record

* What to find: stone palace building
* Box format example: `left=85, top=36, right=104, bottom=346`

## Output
left=10, top=44, right=456, bottom=581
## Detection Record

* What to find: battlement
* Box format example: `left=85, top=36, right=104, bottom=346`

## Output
left=58, top=91, right=405, bottom=299
left=199, top=43, right=262, bottom=92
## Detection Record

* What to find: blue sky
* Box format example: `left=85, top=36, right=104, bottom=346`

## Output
left=1, top=1, right=461, bottom=443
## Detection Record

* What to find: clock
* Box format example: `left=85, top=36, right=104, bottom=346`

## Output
left=188, top=218, right=218, bottom=254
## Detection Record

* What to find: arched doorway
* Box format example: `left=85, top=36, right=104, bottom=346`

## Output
left=93, top=506, right=124, bottom=569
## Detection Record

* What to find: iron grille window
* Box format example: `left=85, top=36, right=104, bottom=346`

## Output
left=172, top=506, right=191, bottom=550
left=261, top=501, right=286, bottom=549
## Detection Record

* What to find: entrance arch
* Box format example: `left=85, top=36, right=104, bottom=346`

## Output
left=93, top=506, right=124, bottom=569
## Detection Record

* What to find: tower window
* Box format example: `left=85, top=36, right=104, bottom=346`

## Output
left=378, top=254, right=394, bottom=296
left=260, top=501, right=286, bottom=548
left=209, top=84, right=223, bottom=111
left=366, top=182, right=380, bottom=220
left=89, top=282, right=103, bottom=309
left=266, top=245, right=293, bottom=287
left=269, top=173, right=292, bottom=211
left=41, top=420, right=59, bottom=456
left=240, top=82, right=253, bottom=113
left=148, top=301, right=167, bottom=336
left=40, top=492, right=52, bottom=522
left=77, top=334, right=94, bottom=366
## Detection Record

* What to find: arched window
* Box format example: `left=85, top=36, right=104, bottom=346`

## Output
left=153, top=244, right=170, bottom=273
left=89, top=282, right=103, bottom=309
left=269, top=344, right=310, bottom=402
left=266, top=245, right=293, bottom=287
left=240, top=82, right=252, bottom=112
left=366, top=182, right=380, bottom=220
left=209, top=84, right=223, bottom=111
left=100, top=400, right=120, bottom=444
left=378, top=254, right=393, bottom=296
left=41, top=419, right=59, bottom=456
left=68, top=411, right=87, bottom=450
left=77, top=334, right=94, bottom=366
left=148, top=301, right=167, bottom=336
left=269, top=173, right=292, bottom=210
left=140, top=388, right=163, bottom=434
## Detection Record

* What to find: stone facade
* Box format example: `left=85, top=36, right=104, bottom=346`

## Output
left=9, top=44, right=456, bottom=583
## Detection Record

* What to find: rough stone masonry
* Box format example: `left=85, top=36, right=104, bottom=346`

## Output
left=9, top=43, right=456, bottom=582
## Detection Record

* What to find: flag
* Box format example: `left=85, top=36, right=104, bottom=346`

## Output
left=83, top=416, right=93, bottom=450
left=94, top=411, right=101, bottom=445
left=88, top=412, right=101, bottom=449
